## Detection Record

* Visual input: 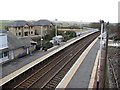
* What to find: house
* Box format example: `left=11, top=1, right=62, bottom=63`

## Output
left=0, top=30, right=36, bottom=63
left=33, top=19, right=54, bottom=36
left=7, top=20, right=35, bottom=37
left=7, top=20, right=55, bottom=38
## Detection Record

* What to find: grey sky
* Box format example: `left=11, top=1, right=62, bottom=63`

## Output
left=0, top=0, right=119, bottom=23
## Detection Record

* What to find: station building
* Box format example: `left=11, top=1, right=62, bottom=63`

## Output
left=0, top=30, right=36, bottom=63
left=0, top=30, right=9, bottom=63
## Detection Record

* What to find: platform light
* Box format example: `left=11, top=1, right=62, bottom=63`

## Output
left=55, top=19, right=58, bottom=37
left=41, top=26, right=43, bottom=50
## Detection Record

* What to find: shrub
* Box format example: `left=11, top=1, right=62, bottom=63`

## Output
left=43, top=41, right=53, bottom=50
left=36, top=45, right=41, bottom=50
left=63, top=35, right=71, bottom=42
left=65, top=31, right=77, bottom=37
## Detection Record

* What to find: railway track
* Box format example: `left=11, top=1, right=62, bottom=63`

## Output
left=3, top=32, right=99, bottom=89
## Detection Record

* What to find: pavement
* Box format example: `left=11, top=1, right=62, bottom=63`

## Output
left=66, top=39, right=100, bottom=88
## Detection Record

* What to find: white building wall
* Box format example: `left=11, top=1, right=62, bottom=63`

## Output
left=0, top=56, right=9, bottom=63
left=0, top=33, right=8, bottom=50
left=0, top=32, right=9, bottom=63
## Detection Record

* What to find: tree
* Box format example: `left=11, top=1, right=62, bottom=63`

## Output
left=89, top=22, right=101, bottom=30
left=108, top=23, right=120, bottom=41
left=65, top=31, right=77, bottom=37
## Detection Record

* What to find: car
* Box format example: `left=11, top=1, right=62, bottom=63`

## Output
left=78, top=32, right=82, bottom=36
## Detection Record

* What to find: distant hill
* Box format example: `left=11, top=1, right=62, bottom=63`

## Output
left=0, top=20, right=13, bottom=30
left=0, top=20, right=90, bottom=30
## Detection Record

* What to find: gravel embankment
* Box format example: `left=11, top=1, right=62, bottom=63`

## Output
left=107, top=46, right=120, bottom=89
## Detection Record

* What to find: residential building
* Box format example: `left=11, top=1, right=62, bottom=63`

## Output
left=32, top=19, right=54, bottom=36
left=7, top=20, right=54, bottom=38
left=0, top=30, right=36, bottom=63
left=7, top=20, right=34, bottom=37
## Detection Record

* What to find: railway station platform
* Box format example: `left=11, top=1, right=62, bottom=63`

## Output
left=0, top=31, right=98, bottom=86
left=1, top=31, right=92, bottom=77
left=56, top=38, right=100, bottom=89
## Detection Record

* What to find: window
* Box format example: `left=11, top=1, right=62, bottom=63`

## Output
left=24, top=26, right=28, bottom=29
left=31, top=31, right=33, bottom=34
left=18, top=27, right=20, bottom=30
left=35, top=30, right=38, bottom=35
left=4, top=52, right=8, bottom=57
left=0, top=53, right=3, bottom=58
left=16, top=33, right=17, bottom=36
left=19, top=32, right=21, bottom=36
left=24, top=32, right=28, bottom=36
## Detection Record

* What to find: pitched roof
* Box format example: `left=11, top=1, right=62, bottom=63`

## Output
left=7, top=31, right=34, bottom=50
left=19, top=37, right=33, bottom=48
left=0, top=30, right=7, bottom=33
left=33, top=19, right=53, bottom=26
left=7, top=31, right=24, bottom=50
left=7, top=20, right=33, bottom=27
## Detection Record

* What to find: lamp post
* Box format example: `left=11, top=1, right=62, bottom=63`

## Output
left=55, top=19, right=58, bottom=37
left=41, top=26, right=43, bottom=50
left=80, top=21, right=83, bottom=36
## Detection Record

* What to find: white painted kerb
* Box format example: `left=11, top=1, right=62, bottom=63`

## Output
left=56, top=38, right=98, bottom=89
left=88, top=50, right=100, bottom=88
left=0, top=31, right=98, bottom=86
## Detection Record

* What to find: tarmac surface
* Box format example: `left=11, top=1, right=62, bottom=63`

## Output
left=66, top=39, right=100, bottom=88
